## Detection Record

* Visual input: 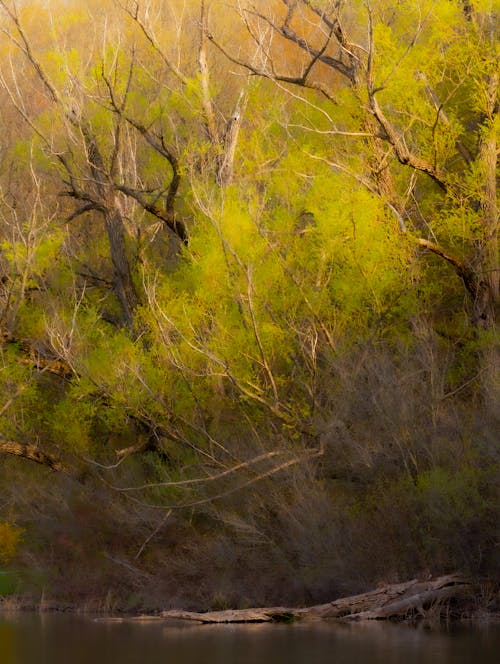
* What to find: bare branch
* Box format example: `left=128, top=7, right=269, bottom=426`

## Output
left=134, top=509, right=172, bottom=559
left=116, top=184, right=187, bottom=243
left=65, top=203, right=98, bottom=223
left=117, top=0, right=188, bottom=86
left=198, top=0, right=219, bottom=145
left=205, top=30, right=335, bottom=100
left=113, top=450, right=287, bottom=492
left=112, top=445, right=324, bottom=510
left=0, top=1, right=59, bottom=104
left=243, top=4, right=356, bottom=82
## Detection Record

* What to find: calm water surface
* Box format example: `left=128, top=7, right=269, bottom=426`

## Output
left=0, top=614, right=499, bottom=663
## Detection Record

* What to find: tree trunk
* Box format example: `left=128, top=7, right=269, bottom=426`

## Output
left=475, top=72, right=498, bottom=329
left=473, top=72, right=499, bottom=400
left=103, top=205, right=139, bottom=329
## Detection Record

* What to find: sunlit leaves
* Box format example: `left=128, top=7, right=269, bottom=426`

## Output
left=1, top=231, right=64, bottom=279
left=0, top=0, right=496, bottom=494
left=49, top=397, right=97, bottom=454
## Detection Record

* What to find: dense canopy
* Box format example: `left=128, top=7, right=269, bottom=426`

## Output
left=0, top=0, right=497, bottom=608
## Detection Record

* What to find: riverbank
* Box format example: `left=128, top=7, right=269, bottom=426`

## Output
left=2, top=574, right=499, bottom=625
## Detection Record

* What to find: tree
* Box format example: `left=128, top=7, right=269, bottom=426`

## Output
left=211, top=0, right=498, bottom=335
left=0, top=0, right=186, bottom=329
left=0, top=0, right=497, bottom=603
left=0, top=0, right=496, bottom=482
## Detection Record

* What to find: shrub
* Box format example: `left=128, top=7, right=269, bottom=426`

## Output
left=0, top=522, right=24, bottom=564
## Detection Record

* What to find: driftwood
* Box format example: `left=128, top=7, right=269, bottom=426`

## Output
left=160, top=574, right=475, bottom=623
left=161, top=607, right=297, bottom=624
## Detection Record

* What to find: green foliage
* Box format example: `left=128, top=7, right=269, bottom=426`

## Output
left=0, top=522, right=24, bottom=564
left=0, top=0, right=497, bottom=604
left=0, top=569, right=18, bottom=595
left=49, top=397, right=97, bottom=454
left=1, top=231, right=64, bottom=278
left=0, top=355, right=42, bottom=438
left=415, top=466, right=489, bottom=529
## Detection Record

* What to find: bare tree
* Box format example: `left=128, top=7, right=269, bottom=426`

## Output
left=0, top=1, right=190, bottom=328
left=118, top=0, right=248, bottom=186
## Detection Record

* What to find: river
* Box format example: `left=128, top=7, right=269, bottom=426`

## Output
left=0, top=614, right=499, bottom=663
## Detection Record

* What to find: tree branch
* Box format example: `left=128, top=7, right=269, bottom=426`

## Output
left=116, top=184, right=187, bottom=244
left=368, top=92, right=447, bottom=192
left=0, top=437, right=76, bottom=477
left=205, top=31, right=335, bottom=100
left=244, top=5, right=356, bottom=82
left=65, top=202, right=99, bottom=223
left=416, top=238, right=480, bottom=300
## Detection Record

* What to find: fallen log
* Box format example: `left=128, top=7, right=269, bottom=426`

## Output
left=161, top=607, right=297, bottom=623
left=343, top=575, right=473, bottom=621
left=160, top=574, right=477, bottom=623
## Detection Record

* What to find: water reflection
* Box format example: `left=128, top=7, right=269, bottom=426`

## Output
left=0, top=614, right=498, bottom=664
left=0, top=622, right=15, bottom=664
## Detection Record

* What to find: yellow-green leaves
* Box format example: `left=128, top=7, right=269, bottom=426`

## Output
left=49, top=398, right=97, bottom=454
left=0, top=522, right=24, bottom=565
left=1, top=231, right=64, bottom=280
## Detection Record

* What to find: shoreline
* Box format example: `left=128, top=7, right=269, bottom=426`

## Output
left=2, top=574, right=499, bottom=625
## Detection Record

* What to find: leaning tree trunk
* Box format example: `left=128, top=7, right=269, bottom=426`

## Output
left=475, top=72, right=498, bottom=327
left=86, top=132, right=139, bottom=329
left=103, top=204, right=139, bottom=330
left=474, top=72, right=499, bottom=400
